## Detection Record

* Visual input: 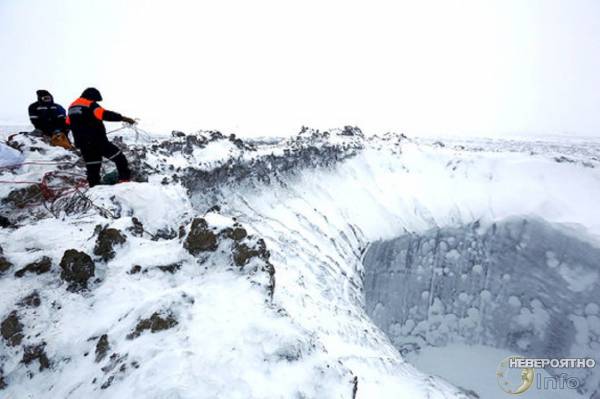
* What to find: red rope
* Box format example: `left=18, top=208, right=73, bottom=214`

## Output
left=40, top=171, right=87, bottom=200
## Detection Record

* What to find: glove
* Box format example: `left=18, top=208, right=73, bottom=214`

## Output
left=122, top=116, right=136, bottom=125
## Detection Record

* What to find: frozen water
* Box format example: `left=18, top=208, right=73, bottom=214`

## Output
left=364, top=217, right=600, bottom=396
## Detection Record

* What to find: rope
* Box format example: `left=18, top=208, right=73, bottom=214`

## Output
left=106, top=125, right=129, bottom=135
left=40, top=170, right=87, bottom=200
left=0, top=179, right=41, bottom=184
left=72, top=186, right=119, bottom=219
left=2, top=120, right=151, bottom=215
left=107, top=121, right=153, bottom=143
left=0, top=160, right=78, bottom=170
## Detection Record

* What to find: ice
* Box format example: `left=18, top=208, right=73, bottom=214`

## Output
left=363, top=218, right=600, bottom=397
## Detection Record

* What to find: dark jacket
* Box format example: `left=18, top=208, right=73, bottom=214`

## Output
left=67, top=91, right=125, bottom=148
left=28, top=90, right=67, bottom=135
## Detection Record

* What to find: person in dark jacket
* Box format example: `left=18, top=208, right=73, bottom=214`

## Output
left=66, top=87, right=136, bottom=187
left=28, top=90, right=72, bottom=148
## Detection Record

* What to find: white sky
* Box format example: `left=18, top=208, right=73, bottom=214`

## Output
left=1, top=0, right=599, bottom=137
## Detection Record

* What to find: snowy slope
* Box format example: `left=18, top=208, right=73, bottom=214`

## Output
left=1, top=126, right=599, bottom=398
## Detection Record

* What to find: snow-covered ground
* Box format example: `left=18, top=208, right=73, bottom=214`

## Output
left=1, top=125, right=599, bottom=398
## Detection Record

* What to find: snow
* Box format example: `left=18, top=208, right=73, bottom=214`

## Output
left=1, top=127, right=600, bottom=398
left=88, top=183, right=192, bottom=232
left=0, top=143, right=24, bottom=168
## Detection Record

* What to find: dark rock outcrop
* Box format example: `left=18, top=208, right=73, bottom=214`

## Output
left=95, top=334, right=110, bottom=363
left=220, top=226, right=247, bottom=241
left=184, top=218, right=218, bottom=255
left=230, top=235, right=276, bottom=298
left=1, top=311, right=24, bottom=346
left=341, top=125, right=364, bottom=137
left=2, top=184, right=44, bottom=208
left=60, top=249, right=95, bottom=290
left=156, top=263, right=182, bottom=274
left=0, top=245, right=12, bottom=274
left=22, top=343, right=50, bottom=371
left=19, top=291, right=41, bottom=308
left=94, top=227, right=127, bottom=261
left=232, top=237, right=269, bottom=267
left=0, top=256, right=12, bottom=275
left=153, top=227, right=177, bottom=241
left=129, top=265, right=142, bottom=275
left=128, top=217, right=145, bottom=237
left=0, top=215, right=11, bottom=228
left=127, top=311, right=178, bottom=340
left=0, top=368, right=6, bottom=390
left=14, top=256, right=52, bottom=277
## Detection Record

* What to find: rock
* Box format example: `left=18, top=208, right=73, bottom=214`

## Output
left=0, top=256, right=12, bottom=274
left=213, top=131, right=227, bottom=141
left=127, top=311, right=178, bottom=340
left=184, top=218, right=218, bottom=255
left=94, top=227, right=127, bottom=261
left=128, top=265, right=142, bottom=274
left=2, top=184, right=44, bottom=208
left=153, top=227, right=177, bottom=241
left=206, top=205, right=221, bottom=213
left=263, top=261, right=276, bottom=299
left=0, top=215, right=10, bottom=228
left=14, top=256, right=52, bottom=277
left=99, top=352, right=130, bottom=389
left=1, top=311, right=24, bottom=346
left=95, top=334, right=110, bottom=362
left=0, top=368, right=5, bottom=390
left=127, top=217, right=144, bottom=237
left=22, top=343, right=50, bottom=371
left=19, top=291, right=41, bottom=308
left=232, top=238, right=269, bottom=267
left=156, top=262, right=182, bottom=273
left=60, top=249, right=95, bottom=290
left=341, top=125, right=364, bottom=137
left=220, top=226, right=247, bottom=241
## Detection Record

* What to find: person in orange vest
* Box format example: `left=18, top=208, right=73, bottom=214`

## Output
left=66, top=88, right=136, bottom=187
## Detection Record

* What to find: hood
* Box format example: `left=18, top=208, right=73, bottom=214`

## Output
left=81, top=87, right=102, bottom=102
left=36, top=89, right=53, bottom=102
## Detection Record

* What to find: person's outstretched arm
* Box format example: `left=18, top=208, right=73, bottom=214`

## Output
left=90, top=103, right=135, bottom=124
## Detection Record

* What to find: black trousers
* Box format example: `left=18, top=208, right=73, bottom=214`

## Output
left=80, top=141, right=131, bottom=187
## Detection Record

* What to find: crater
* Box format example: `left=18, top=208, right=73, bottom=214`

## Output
left=363, top=217, right=600, bottom=398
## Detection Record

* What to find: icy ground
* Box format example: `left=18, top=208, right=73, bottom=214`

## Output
left=0, top=125, right=599, bottom=398
left=405, top=343, right=583, bottom=399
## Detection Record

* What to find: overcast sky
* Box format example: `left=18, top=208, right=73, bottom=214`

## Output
left=1, top=0, right=599, bottom=137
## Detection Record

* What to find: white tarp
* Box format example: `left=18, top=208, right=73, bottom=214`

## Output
left=0, top=142, right=24, bottom=167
